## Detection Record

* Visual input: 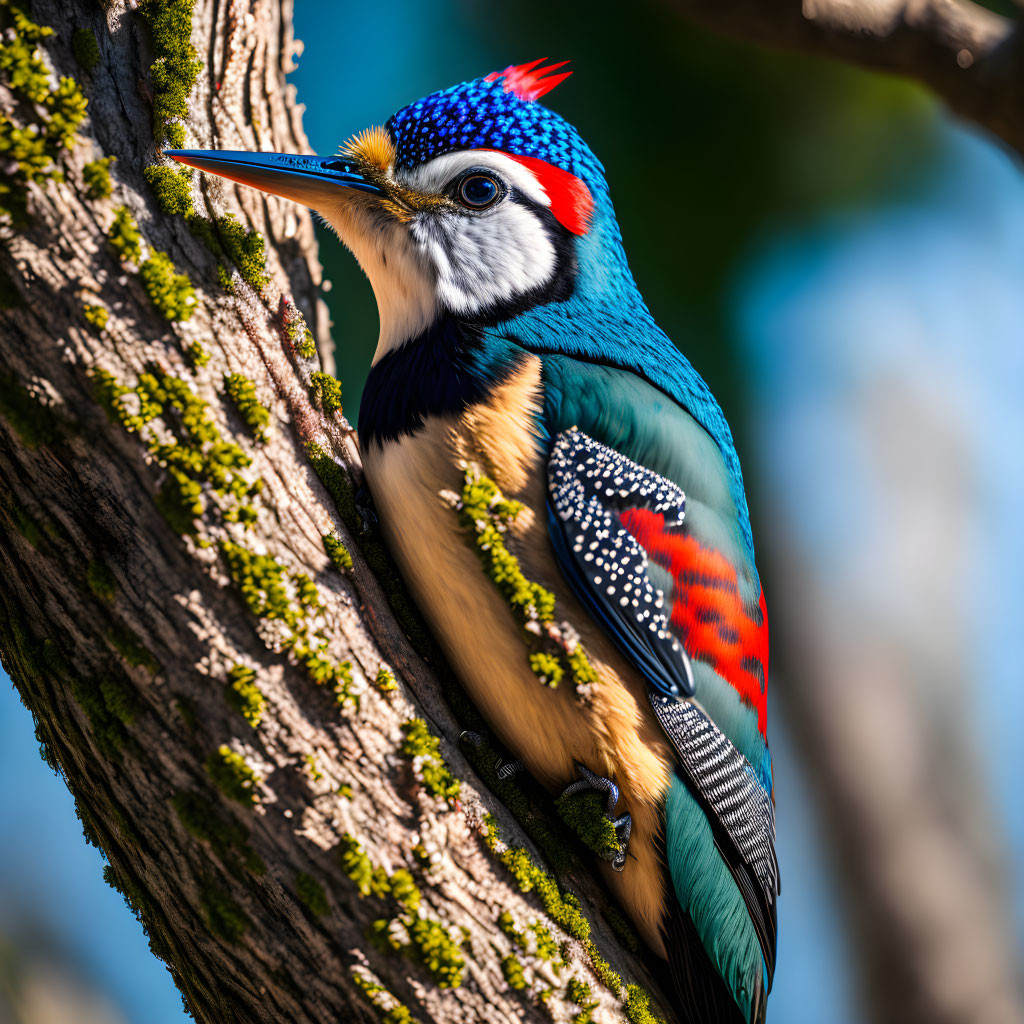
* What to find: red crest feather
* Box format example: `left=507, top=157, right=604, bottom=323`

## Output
left=485, top=58, right=572, bottom=101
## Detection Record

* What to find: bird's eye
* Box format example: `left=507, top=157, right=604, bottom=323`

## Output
left=458, top=173, right=500, bottom=210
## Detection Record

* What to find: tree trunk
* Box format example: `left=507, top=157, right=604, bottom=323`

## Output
left=0, top=2, right=668, bottom=1021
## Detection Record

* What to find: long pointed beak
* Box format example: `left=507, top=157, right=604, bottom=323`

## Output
left=165, top=149, right=383, bottom=208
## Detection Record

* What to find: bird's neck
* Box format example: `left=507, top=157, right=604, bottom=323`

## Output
left=356, top=193, right=657, bottom=448
left=489, top=203, right=673, bottom=377
left=357, top=317, right=528, bottom=449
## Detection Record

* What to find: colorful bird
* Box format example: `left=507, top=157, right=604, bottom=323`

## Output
left=170, top=58, right=778, bottom=1023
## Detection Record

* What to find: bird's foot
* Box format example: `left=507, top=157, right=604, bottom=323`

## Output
left=355, top=482, right=378, bottom=535
left=459, top=731, right=525, bottom=781
left=557, top=761, right=632, bottom=871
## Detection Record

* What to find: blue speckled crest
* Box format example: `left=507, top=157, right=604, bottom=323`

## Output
left=385, top=69, right=606, bottom=191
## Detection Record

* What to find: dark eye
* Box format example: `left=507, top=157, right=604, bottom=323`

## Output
left=458, top=173, right=500, bottom=209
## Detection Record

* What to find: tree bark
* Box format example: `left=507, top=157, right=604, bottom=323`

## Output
left=664, top=0, right=1024, bottom=158
left=0, top=2, right=668, bottom=1022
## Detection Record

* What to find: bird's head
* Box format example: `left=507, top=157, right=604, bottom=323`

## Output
left=169, top=61, right=630, bottom=362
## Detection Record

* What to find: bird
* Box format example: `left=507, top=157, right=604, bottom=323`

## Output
left=169, top=58, right=778, bottom=1024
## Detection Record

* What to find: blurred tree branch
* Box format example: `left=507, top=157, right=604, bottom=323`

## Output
left=763, top=387, right=1024, bottom=1024
left=665, top=0, right=1024, bottom=157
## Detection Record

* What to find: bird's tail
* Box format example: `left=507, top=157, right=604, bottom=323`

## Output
left=661, top=773, right=768, bottom=1024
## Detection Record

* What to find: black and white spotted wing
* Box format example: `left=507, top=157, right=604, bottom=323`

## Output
left=651, top=692, right=780, bottom=979
left=547, top=428, right=694, bottom=699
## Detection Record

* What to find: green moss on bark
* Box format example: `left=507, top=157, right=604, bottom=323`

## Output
left=309, top=371, right=342, bottom=414
left=338, top=834, right=423, bottom=917
left=461, top=732, right=573, bottom=876
left=71, top=674, right=137, bottom=760
left=87, top=559, right=116, bottom=601
left=214, top=213, right=268, bottom=290
left=71, top=27, right=100, bottom=71
left=140, top=250, right=196, bottom=321
left=138, top=0, right=201, bottom=149
left=144, top=163, right=193, bottom=216
left=83, top=303, right=108, bottom=331
left=283, top=307, right=317, bottom=358
left=567, top=977, right=593, bottom=1005
left=374, top=666, right=397, bottom=694
left=83, top=156, right=114, bottom=199
left=108, top=206, right=142, bottom=263
left=372, top=915, right=466, bottom=990
left=12, top=503, right=43, bottom=547
left=339, top=833, right=389, bottom=898
left=106, top=622, right=158, bottom=671
left=91, top=365, right=261, bottom=533
left=185, top=340, right=210, bottom=369
left=225, top=663, right=264, bottom=727
left=223, top=373, right=270, bottom=442
left=295, top=872, right=329, bottom=917
left=351, top=969, right=417, bottom=1024
left=206, top=745, right=259, bottom=806
left=555, top=789, right=622, bottom=861
left=624, top=984, right=666, bottom=1024
left=199, top=881, right=248, bottom=943
left=480, top=813, right=638, bottom=1000
left=218, top=539, right=356, bottom=702
left=400, top=718, right=460, bottom=806
left=323, top=533, right=352, bottom=572
left=502, top=953, right=528, bottom=990
left=0, top=3, right=88, bottom=223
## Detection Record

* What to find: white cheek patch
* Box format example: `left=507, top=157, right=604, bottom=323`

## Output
left=410, top=201, right=556, bottom=316
left=402, top=150, right=558, bottom=316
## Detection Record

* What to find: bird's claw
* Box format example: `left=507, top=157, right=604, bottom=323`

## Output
left=459, top=731, right=525, bottom=781
left=560, top=761, right=632, bottom=871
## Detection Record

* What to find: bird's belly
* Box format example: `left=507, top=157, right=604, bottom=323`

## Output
left=360, top=356, right=674, bottom=951
left=361, top=387, right=587, bottom=790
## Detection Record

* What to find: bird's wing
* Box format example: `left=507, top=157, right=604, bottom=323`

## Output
left=546, top=426, right=779, bottom=974
left=536, top=355, right=779, bottom=1012
left=547, top=427, right=695, bottom=701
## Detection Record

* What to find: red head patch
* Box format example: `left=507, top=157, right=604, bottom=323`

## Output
left=487, top=150, right=595, bottom=236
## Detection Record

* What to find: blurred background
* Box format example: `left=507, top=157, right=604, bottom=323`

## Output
left=2, top=1, right=1022, bottom=1021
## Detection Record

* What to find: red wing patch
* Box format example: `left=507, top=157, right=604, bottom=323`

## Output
left=619, top=508, right=769, bottom=738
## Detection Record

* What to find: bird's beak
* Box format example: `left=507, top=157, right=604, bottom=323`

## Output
left=165, top=149, right=383, bottom=208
